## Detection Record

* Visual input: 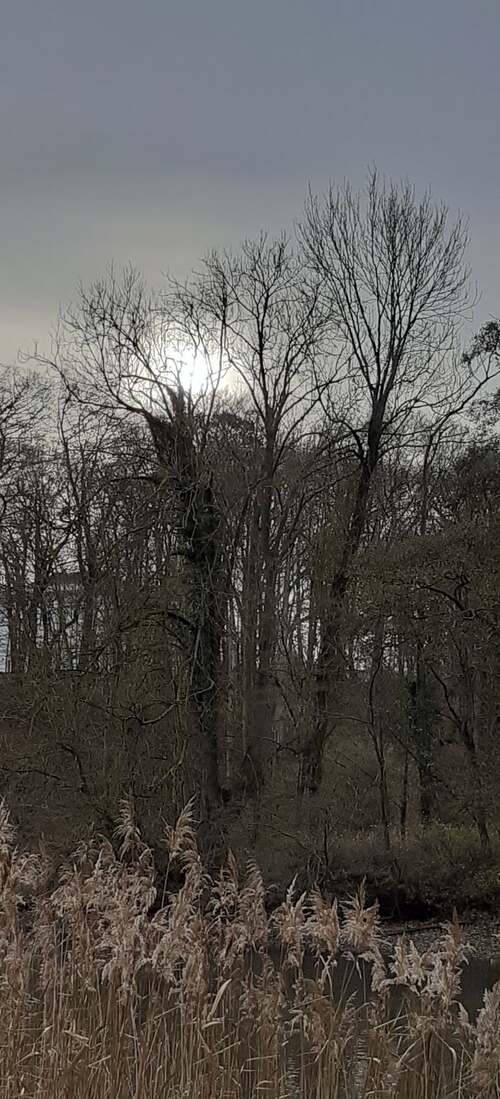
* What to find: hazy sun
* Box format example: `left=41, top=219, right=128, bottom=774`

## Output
left=125, top=344, right=222, bottom=413
left=172, top=347, right=212, bottom=394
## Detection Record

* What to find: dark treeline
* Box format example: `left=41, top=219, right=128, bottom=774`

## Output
left=0, top=172, right=499, bottom=900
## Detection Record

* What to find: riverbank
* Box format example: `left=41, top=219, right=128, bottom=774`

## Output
left=276, top=821, right=500, bottom=921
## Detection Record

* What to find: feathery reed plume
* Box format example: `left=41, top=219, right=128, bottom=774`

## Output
left=272, top=877, right=306, bottom=971
left=472, top=981, right=500, bottom=1095
left=236, top=860, right=268, bottom=951
left=0, top=798, right=15, bottom=894
left=209, top=848, right=239, bottom=922
left=342, top=879, right=381, bottom=954
left=113, top=795, right=144, bottom=860
left=163, top=796, right=198, bottom=863
left=306, top=888, right=340, bottom=961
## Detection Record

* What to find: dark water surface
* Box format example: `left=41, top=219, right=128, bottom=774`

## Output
left=286, top=917, right=500, bottom=1095
left=293, top=916, right=500, bottom=1015
left=384, top=915, right=500, bottom=1016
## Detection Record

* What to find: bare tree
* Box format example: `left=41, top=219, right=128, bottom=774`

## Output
left=296, top=169, right=482, bottom=795
left=40, top=269, right=227, bottom=832
left=170, top=236, right=326, bottom=813
left=0, top=368, right=49, bottom=527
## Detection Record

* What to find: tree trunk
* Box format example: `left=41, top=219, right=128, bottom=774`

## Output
left=190, top=580, right=223, bottom=825
left=300, top=450, right=378, bottom=796
left=299, top=573, right=347, bottom=794
left=78, top=579, right=97, bottom=671
left=409, top=643, right=436, bottom=824
left=241, top=447, right=279, bottom=809
left=240, top=503, right=260, bottom=793
left=145, top=408, right=224, bottom=827
left=461, top=720, right=491, bottom=855
left=368, top=618, right=391, bottom=850
left=400, top=748, right=409, bottom=840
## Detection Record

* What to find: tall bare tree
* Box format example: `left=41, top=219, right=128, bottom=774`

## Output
left=43, top=269, right=227, bottom=832
left=296, top=170, right=480, bottom=795
left=171, top=236, right=325, bottom=810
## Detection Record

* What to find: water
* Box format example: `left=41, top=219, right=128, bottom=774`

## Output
left=285, top=917, right=500, bottom=1096
left=384, top=916, right=500, bottom=1016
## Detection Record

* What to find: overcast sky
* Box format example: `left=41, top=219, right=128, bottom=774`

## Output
left=1, top=0, right=499, bottom=364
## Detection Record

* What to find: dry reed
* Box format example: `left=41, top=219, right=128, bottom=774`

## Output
left=0, top=798, right=497, bottom=1098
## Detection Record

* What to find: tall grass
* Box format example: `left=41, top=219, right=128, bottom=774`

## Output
left=0, top=798, right=498, bottom=1097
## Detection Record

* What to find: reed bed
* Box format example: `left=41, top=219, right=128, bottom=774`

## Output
left=0, top=798, right=498, bottom=1098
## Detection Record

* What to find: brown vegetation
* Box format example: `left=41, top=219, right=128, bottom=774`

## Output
left=0, top=798, right=499, bottom=1098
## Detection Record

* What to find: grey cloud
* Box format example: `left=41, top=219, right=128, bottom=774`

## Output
left=0, top=0, right=498, bottom=362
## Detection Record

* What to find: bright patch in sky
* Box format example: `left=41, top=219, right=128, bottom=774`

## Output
left=172, top=348, right=212, bottom=394
left=125, top=343, right=228, bottom=413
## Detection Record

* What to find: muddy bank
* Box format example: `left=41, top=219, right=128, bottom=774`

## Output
left=265, top=867, right=500, bottom=923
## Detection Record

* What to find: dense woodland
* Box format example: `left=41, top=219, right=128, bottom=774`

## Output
left=0, top=173, right=499, bottom=903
